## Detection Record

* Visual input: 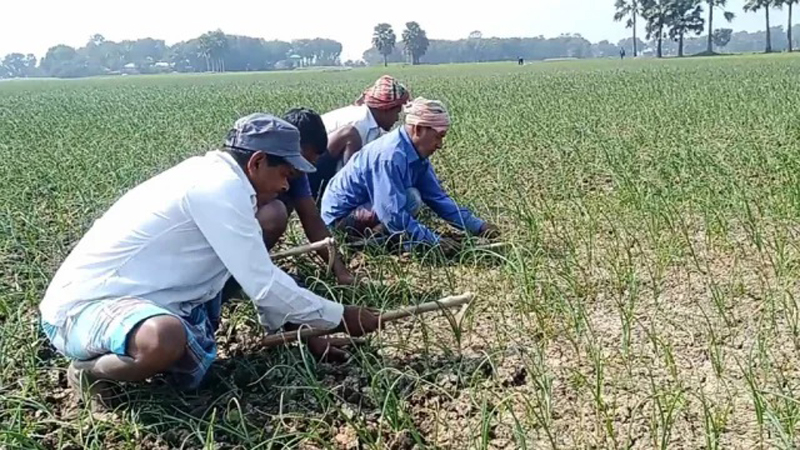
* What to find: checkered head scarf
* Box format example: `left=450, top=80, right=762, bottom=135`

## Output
left=404, top=97, right=450, bottom=131
left=354, top=75, right=410, bottom=110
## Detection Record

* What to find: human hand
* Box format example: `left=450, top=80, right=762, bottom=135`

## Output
left=353, top=208, right=380, bottom=229
left=306, top=336, right=351, bottom=363
left=334, top=265, right=356, bottom=285
left=338, top=305, right=380, bottom=337
left=478, top=223, right=501, bottom=240
left=439, top=237, right=461, bottom=257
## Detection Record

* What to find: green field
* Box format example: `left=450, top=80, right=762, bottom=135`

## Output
left=3, top=55, right=800, bottom=449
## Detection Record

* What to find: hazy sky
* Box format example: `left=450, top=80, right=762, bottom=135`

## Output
left=0, top=0, right=791, bottom=61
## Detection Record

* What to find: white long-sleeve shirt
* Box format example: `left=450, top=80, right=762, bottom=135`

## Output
left=39, top=150, right=344, bottom=333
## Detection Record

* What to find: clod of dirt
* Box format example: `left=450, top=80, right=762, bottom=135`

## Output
left=388, top=429, right=416, bottom=450
left=334, top=424, right=360, bottom=449
left=502, top=366, right=527, bottom=387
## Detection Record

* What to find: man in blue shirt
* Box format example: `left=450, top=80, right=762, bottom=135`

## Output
left=321, top=98, right=499, bottom=253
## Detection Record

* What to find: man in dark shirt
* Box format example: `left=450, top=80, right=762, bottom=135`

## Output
left=256, top=108, right=355, bottom=285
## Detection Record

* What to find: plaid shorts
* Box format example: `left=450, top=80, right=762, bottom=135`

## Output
left=41, top=293, right=225, bottom=391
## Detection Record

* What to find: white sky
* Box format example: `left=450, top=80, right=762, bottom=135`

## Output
left=0, top=0, right=791, bottom=61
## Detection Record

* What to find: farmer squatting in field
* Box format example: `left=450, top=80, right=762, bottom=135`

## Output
left=38, top=113, right=380, bottom=405
left=250, top=107, right=356, bottom=285
left=308, top=75, right=410, bottom=199
left=320, top=97, right=501, bottom=255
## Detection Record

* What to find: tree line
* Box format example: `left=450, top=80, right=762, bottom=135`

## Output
left=366, top=12, right=797, bottom=65
left=2, top=9, right=798, bottom=79
left=614, top=0, right=798, bottom=58
left=0, top=30, right=345, bottom=79
left=361, top=25, right=798, bottom=65
left=0, top=21, right=432, bottom=79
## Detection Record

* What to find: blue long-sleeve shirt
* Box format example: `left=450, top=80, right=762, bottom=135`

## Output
left=321, top=126, right=485, bottom=246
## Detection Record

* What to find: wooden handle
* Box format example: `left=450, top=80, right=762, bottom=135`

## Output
left=345, top=238, right=507, bottom=253
left=262, top=326, right=336, bottom=347
left=270, top=237, right=335, bottom=261
left=261, top=292, right=475, bottom=348
left=378, top=292, right=474, bottom=322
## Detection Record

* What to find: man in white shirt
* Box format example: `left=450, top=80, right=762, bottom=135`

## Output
left=307, top=75, right=410, bottom=199
left=39, top=113, right=379, bottom=403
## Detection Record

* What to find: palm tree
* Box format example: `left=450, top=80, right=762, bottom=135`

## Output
left=402, top=21, right=430, bottom=65
left=197, top=35, right=212, bottom=72
left=777, top=0, right=799, bottom=51
left=744, top=0, right=776, bottom=53
left=614, top=0, right=641, bottom=56
left=706, top=0, right=736, bottom=53
left=372, top=23, right=397, bottom=67
left=210, top=30, right=228, bottom=72
left=468, top=31, right=483, bottom=62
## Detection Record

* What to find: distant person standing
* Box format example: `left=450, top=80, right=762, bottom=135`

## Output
left=308, top=75, right=411, bottom=200
left=518, top=57, right=524, bottom=65
left=620, top=47, right=626, bottom=60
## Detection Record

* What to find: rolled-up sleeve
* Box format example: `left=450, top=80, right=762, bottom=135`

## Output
left=184, top=180, right=343, bottom=333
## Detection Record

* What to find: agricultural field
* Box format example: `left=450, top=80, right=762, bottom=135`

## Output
left=2, top=54, right=800, bottom=449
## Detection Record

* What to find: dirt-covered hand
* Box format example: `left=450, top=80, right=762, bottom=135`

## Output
left=338, top=305, right=380, bottom=337
left=439, top=237, right=461, bottom=257
left=334, top=265, right=356, bottom=285
left=478, top=223, right=501, bottom=240
left=306, top=336, right=351, bottom=363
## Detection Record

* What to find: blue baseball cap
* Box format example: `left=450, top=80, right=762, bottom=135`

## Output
left=224, top=113, right=316, bottom=173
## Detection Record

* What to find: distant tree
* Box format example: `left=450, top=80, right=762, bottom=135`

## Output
left=81, top=34, right=125, bottom=72
left=197, top=30, right=228, bottom=72
left=705, top=1, right=736, bottom=53
left=372, top=23, right=396, bottom=67
left=23, top=54, right=37, bottom=76
left=290, top=39, right=311, bottom=66
left=467, top=30, right=484, bottom=62
left=593, top=39, right=622, bottom=57
left=617, top=37, right=648, bottom=54
left=402, top=21, right=430, bottom=64
left=116, top=38, right=168, bottom=73
left=712, top=27, right=734, bottom=47
left=2, top=53, right=37, bottom=78
left=614, top=0, right=641, bottom=56
left=744, top=0, right=777, bottom=52
left=777, top=0, right=798, bottom=51
left=642, top=0, right=671, bottom=57
left=361, top=46, right=404, bottom=66
left=196, top=37, right=212, bottom=72
left=310, top=38, right=343, bottom=65
left=197, top=31, right=227, bottom=71
left=89, top=34, right=106, bottom=46
left=40, top=44, right=97, bottom=78
left=668, top=0, right=705, bottom=57
left=210, top=30, right=228, bottom=72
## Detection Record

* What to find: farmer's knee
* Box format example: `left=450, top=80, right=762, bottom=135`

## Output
left=257, top=200, right=288, bottom=249
left=127, top=315, right=186, bottom=372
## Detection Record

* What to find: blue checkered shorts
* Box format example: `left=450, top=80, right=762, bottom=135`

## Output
left=41, top=293, right=225, bottom=390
